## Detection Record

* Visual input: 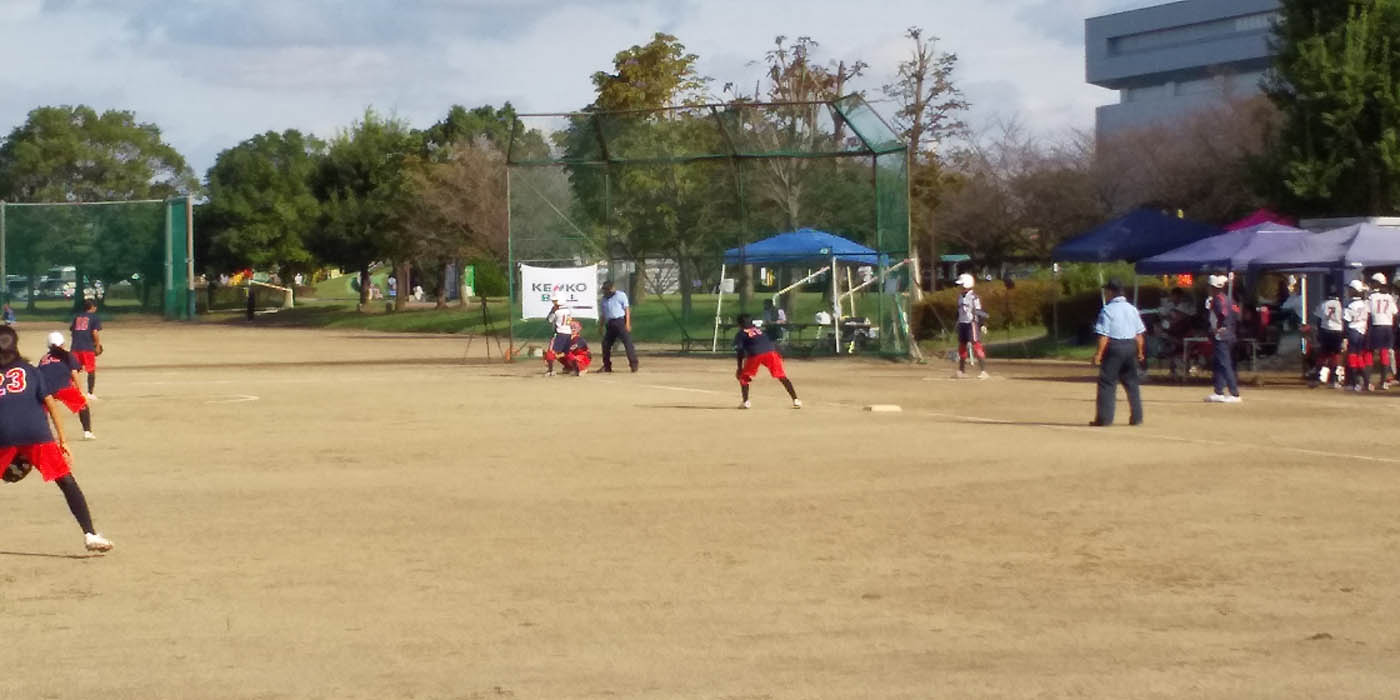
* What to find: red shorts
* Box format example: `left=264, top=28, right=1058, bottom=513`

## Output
left=0, top=443, right=71, bottom=482
left=73, top=351, right=97, bottom=373
left=565, top=350, right=592, bottom=371
left=739, top=351, right=786, bottom=386
left=53, top=386, right=88, bottom=413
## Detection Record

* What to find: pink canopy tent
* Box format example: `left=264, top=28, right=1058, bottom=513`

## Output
left=1225, top=208, right=1296, bottom=231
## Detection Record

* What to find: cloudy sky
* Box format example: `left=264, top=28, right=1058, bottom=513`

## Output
left=0, top=0, right=1152, bottom=176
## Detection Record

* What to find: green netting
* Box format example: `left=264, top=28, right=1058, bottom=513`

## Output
left=0, top=198, right=193, bottom=320
left=506, top=97, right=912, bottom=357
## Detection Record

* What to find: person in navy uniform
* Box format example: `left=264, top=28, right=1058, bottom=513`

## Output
left=39, top=331, right=95, bottom=440
left=69, top=299, right=103, bottom=399
left=733, top=313, right=800, bottom=410
left=0, top=326, right=113, bottom=552
left=1204, top=274, right=1243, bottom=403
left=599, top=280, right=638, bottom=373
left=1089, top=279, right=1146, bottom=427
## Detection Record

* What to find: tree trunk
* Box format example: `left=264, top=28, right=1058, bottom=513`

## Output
left=25, top=275, right=37, bottom=312
left=678, top=256, right=693, bottom=319
left=357, top=264, right=370, bottom=310
left=739, top=265, right=754, bottom=309
left=394, top=262, right=409, bottom=311
left=629, top=261, right=646, bottom=305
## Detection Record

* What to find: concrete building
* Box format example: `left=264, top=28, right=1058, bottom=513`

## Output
left=1086, top=0, right=1281, bottom=139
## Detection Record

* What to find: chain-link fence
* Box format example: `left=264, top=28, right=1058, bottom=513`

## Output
left=506, top=95, right=911, bottom=358
left=1, top=198, right=193, bottom=319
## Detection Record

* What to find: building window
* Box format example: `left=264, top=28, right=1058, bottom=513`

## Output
left=1110, top=11, right=1281, bottom=55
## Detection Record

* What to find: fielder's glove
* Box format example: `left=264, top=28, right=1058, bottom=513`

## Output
left=3, top=458, right=33, bottom=483
left=95, top=344, right=104, bottom=356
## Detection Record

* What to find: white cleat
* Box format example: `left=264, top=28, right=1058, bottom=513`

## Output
left=82, top=431, right=96, bottom=440
left=543, top=370, right=555, bottom=377
left=1205, top=393, right=1228, bottom=403
left=977, top=371, right=990, bottom=380
left=1222, top=395, right=1243, bottom=404
left=85, top=394, right=99, bottom=401
left=84, top=532, right=114, bottom=552
left=792, top=398, right=802, bottom=409
left=951, top=370, right=965, bottom=379
left=738, top=400, right=751, bottom=410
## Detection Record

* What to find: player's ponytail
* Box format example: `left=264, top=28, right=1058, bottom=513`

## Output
left=48, top=343, right=73, bottom=364
left=0, top=325, right=24, bottom=367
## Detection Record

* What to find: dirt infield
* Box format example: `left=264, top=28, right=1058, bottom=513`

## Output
left=3, top=321, right=1399, bottom=699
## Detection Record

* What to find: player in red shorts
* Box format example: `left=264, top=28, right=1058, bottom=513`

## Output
left=733, top=313, right=801, bottom=409
left=40, top=331, right=95, bottom=440
left=69, top=299, right=103, bottom=399
left=559, top=320, right=592, bottom=376
left=0, top=326, right=113, bottom=552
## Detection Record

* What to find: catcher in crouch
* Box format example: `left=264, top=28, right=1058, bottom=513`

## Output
left=0, top=325, right=113, bottom=552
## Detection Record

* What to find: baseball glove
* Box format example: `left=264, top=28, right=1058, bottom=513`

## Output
left=3, top=457, right=33, bottom=483
left=95, top=344, right=104, bottom=356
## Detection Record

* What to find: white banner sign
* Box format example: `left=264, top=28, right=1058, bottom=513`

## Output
left=520, top=264, right=599, bottom=320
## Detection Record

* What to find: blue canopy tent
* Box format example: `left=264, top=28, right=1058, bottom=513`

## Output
left=1052, top=208, right=1223, bottom=263
left=1250, top=223, right=1400, bottom=270
left=1134, top=223, right=1312, bottom=274
left=722, top=228, right=882, bottom=265
left=1247, top=223, right=1400, bottom=309
left=716, top=229, right=889, bottom=354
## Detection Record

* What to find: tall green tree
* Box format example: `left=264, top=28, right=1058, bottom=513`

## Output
left=202, top=130, right=324, bottom=276
left=308, top=109, right=416, bottom=309
left=882, top=27, right=969, bottom=290
left=565, top=33, right=712, bottom=309
left=0, top=105, right=196, bottom=309
left=1265, top=0, right=1400, bottom=215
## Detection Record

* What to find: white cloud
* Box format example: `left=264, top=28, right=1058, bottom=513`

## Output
left=0, top=0, right=1148, bottom=176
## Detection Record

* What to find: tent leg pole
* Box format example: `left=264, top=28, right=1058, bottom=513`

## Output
left=832, top=255, right=841, bottom=355
left=712, top=264, right=726, bottom=353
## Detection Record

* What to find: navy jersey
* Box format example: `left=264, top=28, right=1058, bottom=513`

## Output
left=0, top=362, right=54, bottom=446
left=37, top=351, right=79, bottom=395
left=1206, top=292, right=1238, bottom=343
left=569, top=336, right=589, bottom=352
left=70, top=312, right=102, bottom=351
left=733, top=326, right=776, bottom=356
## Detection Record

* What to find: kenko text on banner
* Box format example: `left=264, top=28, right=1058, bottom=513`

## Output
left=520, top=264, right=599, bottom=320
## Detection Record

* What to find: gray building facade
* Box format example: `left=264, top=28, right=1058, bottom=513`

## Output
left=1086, top=0, right=1281, bottom=139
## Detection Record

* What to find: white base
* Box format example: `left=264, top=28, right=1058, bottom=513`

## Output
left=863, top=404, right=903, bottom=413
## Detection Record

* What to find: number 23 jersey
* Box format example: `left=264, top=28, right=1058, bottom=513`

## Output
left=0, top=363, right=53, bottom=446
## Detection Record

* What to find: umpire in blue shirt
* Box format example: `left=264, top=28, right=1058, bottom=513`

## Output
left=1090, top=279, right=1146, bottom=426
left=600, top=280, right=638, bottom=372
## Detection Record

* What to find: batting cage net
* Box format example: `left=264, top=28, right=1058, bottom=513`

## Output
left=1, top=198, right=194, bottom=320
left=506, top=95, right=911, bottom=358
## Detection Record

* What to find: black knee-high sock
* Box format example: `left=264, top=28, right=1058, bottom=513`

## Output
left=79, top=408, right=92, bottom=432
left=55, top=475, right=95, bottom=535
left=779, top=377, right=798, bottom=400
left=741, top=384, right=750, bottom=401
left=86, top=373, right=95, bottom=394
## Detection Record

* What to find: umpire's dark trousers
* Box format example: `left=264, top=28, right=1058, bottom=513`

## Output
left=602, top=318, right=638, bottom=371
left=1096, top=338, right=1143, bottom=425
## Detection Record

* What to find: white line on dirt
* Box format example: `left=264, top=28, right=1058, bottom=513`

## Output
left=624, top=380, right=1400, bottom=465
left=204, top=394, right=260, bottom=404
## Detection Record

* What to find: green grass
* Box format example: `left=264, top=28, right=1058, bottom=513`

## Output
left=242, top=291, right=890, bottom=344
left=5, top=296, right=162, bottom=323
left=920, top=324, right=1096, bottom=361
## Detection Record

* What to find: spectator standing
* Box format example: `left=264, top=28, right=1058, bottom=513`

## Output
left=2, top=303, right=14, bottom=325
left=1204, top=274, right=1243, bottom=403
left=599, top=280, right=638, bottom=373
left=1090, top=280, right=1146, bottom=427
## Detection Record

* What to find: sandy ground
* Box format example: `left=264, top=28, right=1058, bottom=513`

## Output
left=2, top=320, right=1399, bottom=699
